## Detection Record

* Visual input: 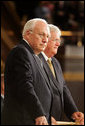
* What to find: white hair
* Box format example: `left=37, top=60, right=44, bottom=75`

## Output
left=22, top=18, right=49, bottom=36
left=48, top=24, right=61, bottom=36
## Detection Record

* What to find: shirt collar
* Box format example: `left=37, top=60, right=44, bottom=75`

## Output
left=41, top=52, right=52, bottom=61
left=23, top=38, right=30, bottom=46
left=1, top=94, right=4, bottom=99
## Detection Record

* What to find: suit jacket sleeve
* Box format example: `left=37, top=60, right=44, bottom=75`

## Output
left=12, top=48, right=46, bottom=119
left=53, top=58, right=78, bottom=119
left=63, top=82, right=79, bottom=119
left=60, top=67, right=79, bottom=119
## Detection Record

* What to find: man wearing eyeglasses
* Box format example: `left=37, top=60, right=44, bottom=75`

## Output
left=1, top=18, right=52, bottom=125
left=39, top=24, right=84, bottom=125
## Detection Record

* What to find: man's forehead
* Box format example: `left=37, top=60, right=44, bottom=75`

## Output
left=35, top=21, right=47, bottom=26
left=35, top=24, right=49, bottom=33
left=51, top=31, right=60, bottom=36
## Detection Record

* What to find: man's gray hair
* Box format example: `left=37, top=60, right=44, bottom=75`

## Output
left=48, top=24, right=61, bottom=36
left=22, top=18, right=49, bottom=36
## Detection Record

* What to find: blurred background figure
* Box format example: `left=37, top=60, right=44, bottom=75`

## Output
left=53, top=1, right=68, bottom=30
left=34, top=1, right=54, bottom=24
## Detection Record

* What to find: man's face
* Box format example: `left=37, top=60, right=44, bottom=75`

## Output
left=27, top=21, right=49, bottom=54
left=47, top=31, right=61, bottom=56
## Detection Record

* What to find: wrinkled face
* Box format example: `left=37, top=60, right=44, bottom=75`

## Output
left=47, top=31, right=61, bottom=56
left=26, top=21, right=49, bottom=54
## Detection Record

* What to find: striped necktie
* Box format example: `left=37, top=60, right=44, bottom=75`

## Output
left=47, top=58, right=55, bottom=77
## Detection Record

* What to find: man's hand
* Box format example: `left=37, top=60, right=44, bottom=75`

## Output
left=51, top=117, right=57, bottom=125
left=35, top=116, right=48, bottom=125
left=71, top=112, right=84, bottom=125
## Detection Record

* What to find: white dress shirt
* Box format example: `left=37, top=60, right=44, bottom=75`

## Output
left=41, top=52, right=52, bottom=61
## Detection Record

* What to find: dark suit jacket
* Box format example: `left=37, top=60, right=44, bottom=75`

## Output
left=39, top=53, right=78, bottom=121
left=1, top=40, right=52, bottom=125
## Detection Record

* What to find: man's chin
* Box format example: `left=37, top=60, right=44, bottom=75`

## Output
left=53, top=50, right=57, bottom=55
left=41, top=47, right=46, bottom=51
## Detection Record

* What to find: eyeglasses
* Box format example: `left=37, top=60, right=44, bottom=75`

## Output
left=51, top=39, right=61, bottom=43
left=29, top=30, right=49, bottom=39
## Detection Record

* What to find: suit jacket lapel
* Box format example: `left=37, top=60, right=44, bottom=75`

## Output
left=39, top=54, right=62, bottom=95
left=52, top=58, right=62, bottom=84
left=20, top=40, right=52, bottom=90
left=33, top=54, right=53, bottom=93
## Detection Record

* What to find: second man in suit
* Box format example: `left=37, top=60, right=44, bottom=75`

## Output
left=39, top=24, right=84, bottom=125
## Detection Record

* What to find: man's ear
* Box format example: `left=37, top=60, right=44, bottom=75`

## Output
left=26, top=30, right=30, bottom=35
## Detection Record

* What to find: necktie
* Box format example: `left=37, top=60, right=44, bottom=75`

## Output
left=47, top=58, right=55, bottom=77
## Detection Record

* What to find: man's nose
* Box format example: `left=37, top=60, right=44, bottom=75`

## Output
left=56, top=41, right=60, bottom=46
left=42, top=36, right=48, bottom=43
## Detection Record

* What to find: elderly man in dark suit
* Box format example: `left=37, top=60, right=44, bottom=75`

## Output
left=1, top=18, right=53, bottom=125
left=39, top=24, right=84, bottom=125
